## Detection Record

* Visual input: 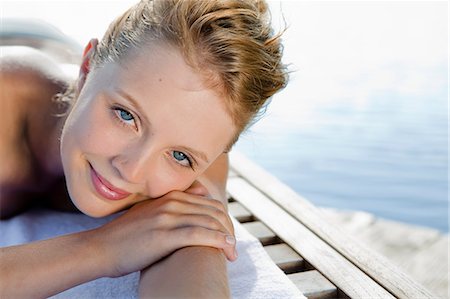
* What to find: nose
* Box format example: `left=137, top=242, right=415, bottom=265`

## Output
left=111, top=143, right=154, bottom=188
left=184, top=180, right=211, bottom=198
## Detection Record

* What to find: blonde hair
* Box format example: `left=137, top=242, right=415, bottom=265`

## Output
left=67, top=0, right=287, bottom=147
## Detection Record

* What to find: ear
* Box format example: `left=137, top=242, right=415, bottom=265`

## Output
left=77, top=38, right=99, bottom=92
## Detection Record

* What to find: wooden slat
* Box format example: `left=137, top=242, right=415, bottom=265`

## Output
left=241, top=221, right=281, bottom=246
left=228, top=169, right=239, bottom=177
left=229, top=151, right=435, bottom=299
left=227, top=177, right=395, bottom=298
left=227, top=195, right=236, bottom=204
left=398, top=236, right=449, bottom=295
left=264, top=243, right=305, bottom=273
left=288, top=270, right=337, bottom=299
left=228, top=202, right=254, bottom=223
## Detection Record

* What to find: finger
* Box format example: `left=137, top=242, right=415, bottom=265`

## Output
left=175, top=214, right=231, bottom=235
left=162, top=192, right=234, bottom=233
left=180, top=184, right=237, bottom=238
left=166, top=190, right=225, bottom=210
left=172, top=227, right=238, bottom=262
left=179, top=194, right=232, bottom=231
left=184, top=180, right=210, bottom=197
left=161, top=199, right=235, bottom=239
left=155, top=212, right=231, bottom=236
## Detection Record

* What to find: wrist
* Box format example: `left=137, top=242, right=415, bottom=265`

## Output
left=80, top=228, right=113, bottom=279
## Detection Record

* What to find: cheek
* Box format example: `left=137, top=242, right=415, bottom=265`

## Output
left=147, top=160, right=196, bottom=197
left=62, top=103, right=129, bottom=157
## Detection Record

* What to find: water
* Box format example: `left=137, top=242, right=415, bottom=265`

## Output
left=236, top=81, right=448, bottom=232
left=234, top=1, right=448, bottom=233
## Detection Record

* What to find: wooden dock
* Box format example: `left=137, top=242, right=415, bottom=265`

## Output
left=319, top=207, right=448, bottom=298
left=227, top=151, right=442, bottom=298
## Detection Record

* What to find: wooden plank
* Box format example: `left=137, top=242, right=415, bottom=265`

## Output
left=227, top=193, right=234, bottom=202
left=229, top=151, right=435, bottom=299
left=227, top=177, right=395, bottom=298
left=288, top=270, right=337, bottom=299
left=398, top=236, right=449, bottom=298
left=264, top=243, right=305, bottom=273
left=228, top=169, right=239, bottom=177
left=241, top=221, right=281, bottom=245
left=320, top=207, right=448, bottom=297
left=228, top=202, right=254, bottom=223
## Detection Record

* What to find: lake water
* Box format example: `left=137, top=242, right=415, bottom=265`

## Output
left=236, top=74, right=448, bottom=232
left=234, top=1, right=448, bottom=233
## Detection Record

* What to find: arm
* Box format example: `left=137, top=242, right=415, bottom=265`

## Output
left=0, top=230, right=107, bottom=298
left=1, top=155, right=235, bottom=298
left=138, top=153, right=233, bottom=298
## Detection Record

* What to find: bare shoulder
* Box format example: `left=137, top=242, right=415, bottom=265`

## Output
left=0, top=47, right=69, bottom=217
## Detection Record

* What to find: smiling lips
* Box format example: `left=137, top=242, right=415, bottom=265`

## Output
left=90, top=165, right=131, bottom=201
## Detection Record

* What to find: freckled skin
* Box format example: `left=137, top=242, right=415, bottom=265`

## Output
left=61, top=43, right=236, bottom=217
left=0, top=43, right=236, bottom=298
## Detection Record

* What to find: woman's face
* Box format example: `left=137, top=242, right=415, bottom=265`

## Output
left=60, top=43, right=236, bottom=217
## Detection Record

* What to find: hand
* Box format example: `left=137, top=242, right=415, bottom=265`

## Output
left=183, top=179, right=236, bottom=257
left=92, top=189, right=237, bottom=278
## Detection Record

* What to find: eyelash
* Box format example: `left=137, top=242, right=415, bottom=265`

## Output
left=171, top=151, right=195, bottom=170
left=111, top=106, right=138, bottom=130
left=111, top=106, right=195, bottom=170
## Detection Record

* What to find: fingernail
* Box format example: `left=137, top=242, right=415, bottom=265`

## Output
left=225, top=235, right=236, bottom=245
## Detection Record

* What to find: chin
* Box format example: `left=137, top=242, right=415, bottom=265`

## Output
left=67, top=189, right=115, bottom=219
left=79, top=206, right=113, bottom=218
left=64, top=172, right=118, bottom=219
left=76, top=196, right=133, bottom=218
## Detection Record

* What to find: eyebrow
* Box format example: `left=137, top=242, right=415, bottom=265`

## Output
left=179, top=146, right=210, bottom=164
left=116, top=89, right=210, bottom=165
left=116, top=88, right=150, bottom=126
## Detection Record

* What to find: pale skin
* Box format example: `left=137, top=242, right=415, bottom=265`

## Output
left=0, top=39, right=238, bottom=298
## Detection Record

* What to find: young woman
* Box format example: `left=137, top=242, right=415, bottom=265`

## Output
left=0, top=0, right=287, bottom=297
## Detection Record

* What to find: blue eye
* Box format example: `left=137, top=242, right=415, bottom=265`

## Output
left=172, top=151, right=192, bottom=168
left=113, top=107, right=136, bottom=129
left=118, top=109, right=134, bottom=122
left=173, top=151, right=187, bottom=161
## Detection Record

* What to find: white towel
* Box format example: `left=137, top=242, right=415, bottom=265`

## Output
left=1, top=208, right=305, bottom=299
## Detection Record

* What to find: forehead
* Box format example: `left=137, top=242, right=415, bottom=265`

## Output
left=89, top=43, right=236, bottom=155
left=123, top=42, right=210, bottom=92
